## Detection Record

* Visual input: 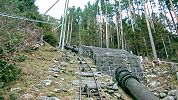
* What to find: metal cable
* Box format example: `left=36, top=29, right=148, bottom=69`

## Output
left=43, top=0, right=60, bottom=15
left=0, top=12, right=58, bottom=25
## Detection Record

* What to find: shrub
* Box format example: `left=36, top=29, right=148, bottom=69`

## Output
left=4, top=32, right=22, bottom=53
left=0, top=60, right=21, bottom=95
left=0, top=47, right=3, bottom=56
left=13, top=54, right=27, bottom=62
left=9, top=92, right=18, bottom=100
left=43, top=32, right=58, bottom=46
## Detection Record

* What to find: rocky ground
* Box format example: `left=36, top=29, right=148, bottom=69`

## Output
left=143, top=61, right=178, bottom=100
left=3, top=43, right=178, bottom=100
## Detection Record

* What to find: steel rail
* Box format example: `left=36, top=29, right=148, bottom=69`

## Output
left=79, top=56, right=103, bottom=100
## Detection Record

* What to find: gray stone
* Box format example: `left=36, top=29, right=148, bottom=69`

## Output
left=60, top=62, right=68, bottom=67
left=53, top=73, right=59, bottom=78
left=54, top=89, right=60, bottom=93
left=20, top=94, right=33, bottom=99
left=36, top=84, right=43, bottom=89
left=41, top=80, right=52, bottom=86
left=153, top=92, right=159, bottom=97
left=50, top=97, right=60, bottom=100
left=91, top=68, right=97, bottom=72
left=40, top=96, right=60, bottom=100
left=163, top=89, right=169, bottom=93
left=147, top=81, right=160, bottom=88
left=114, top=93, right=121, bottom=98
left=73, top=80, right=105, bottom=89
left=75, top=72, right=102, bottom=77
left=51, top=67, right=60, bottom=72
left=111, top=83, right=119, bottom=90
left=176, top=72, right=178, bottom=80
left=163, top=96, right=175, bottom=100
left=160, top=92, right=167, bottom=98
left=168, top=90, right=177, bottom=96
left=108, top=90, right=115, bottom=94
left=10, top=87, right=21, bottom=92
left=60, top=78, right=65, bottom=81
left=69, top=60, right=74, bottom=64
left=40, top=96, right=48, bottom=100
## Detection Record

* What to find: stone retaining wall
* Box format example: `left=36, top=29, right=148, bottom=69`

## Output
left=79, top=45, right=144, bottom=80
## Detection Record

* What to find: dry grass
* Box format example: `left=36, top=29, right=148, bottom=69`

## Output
left=3, top=43, right=79, bottom=99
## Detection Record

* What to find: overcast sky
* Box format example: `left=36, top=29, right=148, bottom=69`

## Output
left=35, top=0, right=95, bottom=19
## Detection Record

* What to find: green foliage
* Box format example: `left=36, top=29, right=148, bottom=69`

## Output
left=13, top=54, right=27, bottom=62
left=0, top=60, right=21, bottom=95
left=3, top=32, right=23, bottom=53
left=9, top=92, right=18, bottom=100
left=0, top=47, right=3, bottom=55
left=43, top=32, right=58, bottom=46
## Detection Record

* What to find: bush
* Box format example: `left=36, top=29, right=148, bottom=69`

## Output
left=13, top=54, right=27, bottom=62
left=4, top=32, right=22, bottom=53
left=0, top=47, right=3, bottom=55
left=43, top=32, right=58, bottom=46
left=0, top=60, right=21, bottom=95
left=9, top=92, right=18, bottom=100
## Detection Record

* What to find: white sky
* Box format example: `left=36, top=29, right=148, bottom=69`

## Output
left=35, top=0, right=95, bottom=19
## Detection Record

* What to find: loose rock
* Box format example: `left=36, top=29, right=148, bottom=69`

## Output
left=147, top=81, right=160, bottom=88
left=20, top=94, right=33, bottom=99
left=10, top=87, right=21, bottom=93
left=41, top=80, right=52, bottom=86
left=168, top=90, right=177, bottom=96
left=160, top=92, right=167, bottom=98
left=114, top=93, right=122, bottom=98
left=111, top=83, right=119, bottom=91
left=108, top=90, right=115, bottom=94
left=40, top=96, right=60, bottom=100
left=163, top=96, right=175, bottom=100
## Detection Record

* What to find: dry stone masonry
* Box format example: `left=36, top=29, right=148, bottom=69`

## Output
left=79, top=45, right=144, bottom=80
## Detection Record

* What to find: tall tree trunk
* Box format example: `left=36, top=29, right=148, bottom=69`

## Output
left=119, top=0, right=124, bottom=50
left=96, top=2, right=100, bottom=47
left=143, top=37, right=149, bottom=57
left=131, top=0, right=136, bottom=28
left=162, top=36, right=169, bottom=59
left=105, top=0, right=109, bottom=48
left=61, top=0, right=69, bottom=51
left=147, top=1, right=156, bottom=32
left=143, top=0, right=158, bottom=60
left=59, top=0, right=69, bottom=51
left=115, top=0, right=120, bottom=49
left=66, top=16, right=71, bottom=44
left=99, top=0, right=103, bottom=48
left=128, top=0, right=135, bottom=31
left=79, top=22, right=81, bottom=45
left=69, top=16, right=73, bottom=45
left=168, top=8, right=177, bottom=33
left=168, top=0, right=178, bottom=34
left=168, top=35, right=171, bottom=44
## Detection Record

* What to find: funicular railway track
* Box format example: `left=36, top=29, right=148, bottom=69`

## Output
left=73, top=54, right=106, bottom=100
left=65, top=45, right=106, bottom=100
left=77, top=56, right=103, bottom=100
left=65, top=45, right=160, bottom=100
